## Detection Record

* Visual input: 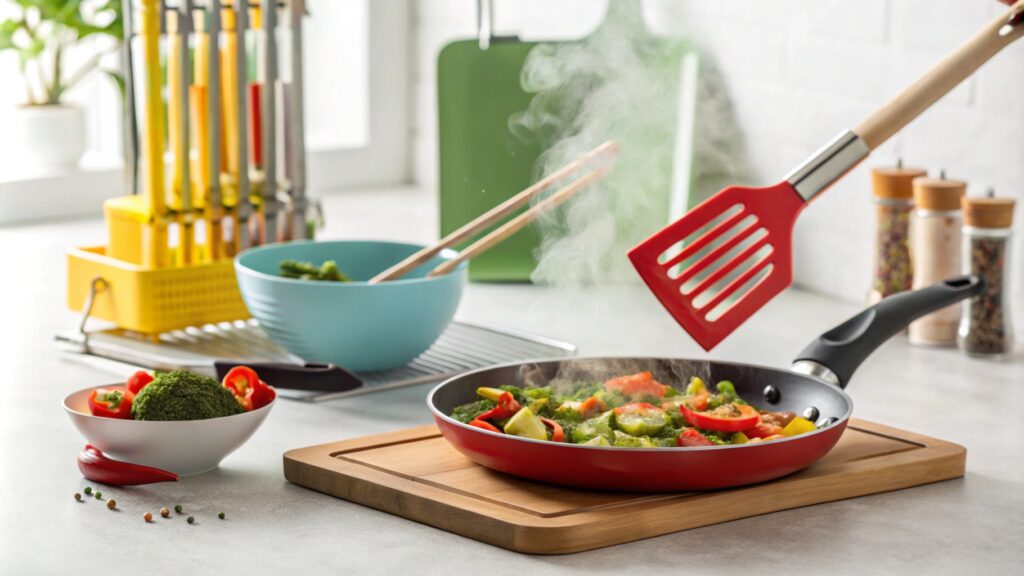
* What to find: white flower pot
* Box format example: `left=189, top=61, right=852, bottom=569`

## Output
left=7, top=104, right=86, bottom=172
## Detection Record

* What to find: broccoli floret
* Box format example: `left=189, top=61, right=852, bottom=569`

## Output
left=131, top=370, right=244, bottom=421
left=452, top=399, right=496, bottom=423
left=522, top=386, right=553, bottom=400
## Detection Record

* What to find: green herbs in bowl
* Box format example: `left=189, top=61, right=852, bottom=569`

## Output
left=279, top=259, right=351, bottom=282
left=132, top=371, right=243, bottom=421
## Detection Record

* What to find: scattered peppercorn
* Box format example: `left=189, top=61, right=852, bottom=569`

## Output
left=143, top=512, right=153, bottom=522
left=74, top=493, right=82, bottom=502
left=106, top=499, right=117, bottom=510
left=174, top=504, right=183, bottom=514
left=95, top=491, right=103, bottom=500
left=160, top=507, right=170, bottom=518
left=218, top=512, right=225, bottom=520
left=187, top=516, right=195, bottom=525
left=83, top=487, right=93, bottom=496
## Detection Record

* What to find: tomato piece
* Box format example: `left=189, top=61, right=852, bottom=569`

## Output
left=680, top=403, right=760, bottom=432
left=247, top=379, right=275, bottom=410
left=603, top=371, right=670, bottom=398
left=88, top=387, right=135, bottom=419
left=744, top=422, right=784, bottom=439
left=498, top=391, right=521, bottom=415
left=578, top=396, right=606, bottom=419
left=677, top=429, right=714, bottom=447
left=125, top=371, right=154, bottom=395
left=469, top=419, right=501, bottom=433
left=540, top=418, right=565, bottom=442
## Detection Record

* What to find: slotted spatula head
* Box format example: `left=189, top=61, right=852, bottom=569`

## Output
left=629, top=181, right=807, bottom=351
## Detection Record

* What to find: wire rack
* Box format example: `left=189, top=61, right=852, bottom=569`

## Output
left=56, top=319, right=576, bottom=402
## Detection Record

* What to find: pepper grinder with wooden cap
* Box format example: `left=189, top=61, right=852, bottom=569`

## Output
left=958, top=194, right=1016, bottom=359
left=908, top=174, right=966, bottom=345
left=869, top=164, right=928, bottom=304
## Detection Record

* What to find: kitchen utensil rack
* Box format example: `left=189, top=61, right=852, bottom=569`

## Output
left=56, top=317, right=576, bottom=403
left=66, top=0, right=312, bottom=336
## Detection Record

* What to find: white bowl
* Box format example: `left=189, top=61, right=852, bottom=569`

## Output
left=63, top=385, right=275, bottom=476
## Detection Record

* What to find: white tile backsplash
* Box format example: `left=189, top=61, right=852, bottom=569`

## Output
left=411, top=0, right=1024, bottom=330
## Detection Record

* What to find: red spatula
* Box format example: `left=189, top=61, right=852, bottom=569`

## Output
left=630, top=1, right=1024, bottom=351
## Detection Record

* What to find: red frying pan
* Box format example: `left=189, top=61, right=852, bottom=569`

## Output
left=428, top=277, right=981, bottom=492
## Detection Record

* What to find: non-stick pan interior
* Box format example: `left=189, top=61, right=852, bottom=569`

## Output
left=430, top=357, right=852, bottom=427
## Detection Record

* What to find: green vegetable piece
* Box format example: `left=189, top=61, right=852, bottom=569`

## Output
left=663, top=387, right=680, bottom=398
left=715, top=381, right=736, bottom=395
left=685, top=376, right=707, bottom=396
left=522, top=386, right=553, bottom=400
left=612, top=430, right=657, bottom=448
left=581, top=435, right=611, bottom=446
left=570, top=410, right=615, bottom=444
left=131, top=370, right=244, bottom=421
left=614, top=407, right=671, bottom=436
left=318, top=260, right=350, bottom=282
left=592, top=389, right=625, bottom=409
left=218, top=512, right=226, bottom=520
left=452, top=399, right=496, bottom=424
left=503, top=407, right=547, bottom=440
left=730, top=432, right=749, bottom=444
left=174, top=504, right=183, bottom=514
left=83, top=487, right=92, bottom=495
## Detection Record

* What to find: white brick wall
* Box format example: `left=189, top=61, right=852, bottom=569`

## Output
left=412, top=1, right=1024, bottom=320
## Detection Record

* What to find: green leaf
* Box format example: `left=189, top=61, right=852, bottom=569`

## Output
left=0, top=20, right=19, bottom=51
left=18, top=36, right=45, bottom=67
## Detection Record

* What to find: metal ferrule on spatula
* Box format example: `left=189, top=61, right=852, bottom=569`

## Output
left=784, top=131, right=868, bottom=202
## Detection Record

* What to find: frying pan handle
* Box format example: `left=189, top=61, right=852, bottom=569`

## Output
left=853, top=1, right=1024, bottom=150
left=792, top=276, right=982, bottom=389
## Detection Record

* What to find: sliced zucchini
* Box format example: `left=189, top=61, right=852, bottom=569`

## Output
left=570, top=410, right=614, bottom=444
left=503, top=407, right=547, bottom=440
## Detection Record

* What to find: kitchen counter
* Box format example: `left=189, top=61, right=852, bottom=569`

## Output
left=2, top=187, right=1022, bottom=574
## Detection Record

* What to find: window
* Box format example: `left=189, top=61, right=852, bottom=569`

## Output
left=0, top=0, right=409, bottom=225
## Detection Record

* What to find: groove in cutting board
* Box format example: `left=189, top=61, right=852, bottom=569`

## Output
left=284, top=419, right=965, bottom=554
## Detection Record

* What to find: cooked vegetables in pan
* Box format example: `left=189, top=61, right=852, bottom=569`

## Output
left=450, top=371, right=817, bottom=447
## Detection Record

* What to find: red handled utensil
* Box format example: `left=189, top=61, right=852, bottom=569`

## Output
left=629, top=2, right=1024, bottom=351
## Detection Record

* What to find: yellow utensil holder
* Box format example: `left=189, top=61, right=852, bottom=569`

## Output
left=67, top=245, right=250, bottom=336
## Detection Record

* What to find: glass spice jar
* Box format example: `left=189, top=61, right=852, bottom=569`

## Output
left=869, top=166, right=927, bottom=304
left=958, top=196, right=1016, bottom=359
left=908, top=176, right=965, bottom=346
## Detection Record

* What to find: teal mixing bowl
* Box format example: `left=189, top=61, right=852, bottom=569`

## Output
left=235, top=240, right=467, bottom=372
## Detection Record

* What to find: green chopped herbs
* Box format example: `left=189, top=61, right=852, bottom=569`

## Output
left=279, top=259, right=351, bottom=282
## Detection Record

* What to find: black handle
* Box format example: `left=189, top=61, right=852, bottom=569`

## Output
left=793, top=276, right=982, bottom=388
left=213, top=361, right=363, bottom=393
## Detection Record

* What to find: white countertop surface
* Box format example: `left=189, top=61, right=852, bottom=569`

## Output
left=2, top=187, right=1022, bottom=574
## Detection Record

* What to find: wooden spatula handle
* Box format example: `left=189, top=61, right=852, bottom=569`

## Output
left=854, top=1, right=1024, bottom=150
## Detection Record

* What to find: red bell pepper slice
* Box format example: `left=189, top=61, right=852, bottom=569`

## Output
left=247, top=379, right=275, bottom=410
left=677, top=429, right=714, bottom=447
left=680, top=403, right=760, bottom=432
left=540, top=418, right=565, bottom=442
left=476, top=392, right=522, bottom=422
left=744, top=422, right=784, bottom=439
left=88, top=387, right=135, bottom=419
left=126, top=371, right=154, bottom=395
left=222, top=366, right=261, bottom=411
left=603, top=371, right=670, bottom=398
left=78, top=445, right=178, bottom=486
left=468, top=419, right=501, bottom=433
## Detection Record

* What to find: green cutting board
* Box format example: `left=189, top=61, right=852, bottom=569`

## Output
left=438, top=39, right=543, bottom=282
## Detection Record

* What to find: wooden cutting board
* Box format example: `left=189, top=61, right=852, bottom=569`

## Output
left=283, top=419, right=964, bottom=554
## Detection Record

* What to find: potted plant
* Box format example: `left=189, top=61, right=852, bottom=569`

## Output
left=0, top=0, right=122, bottom=172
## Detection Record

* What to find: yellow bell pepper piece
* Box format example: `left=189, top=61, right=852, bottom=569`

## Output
left=476, top=387, right=505, bottom=402
left=782, top=416, right=817, bottom=437
left=730, top=432, right=749, bottom=444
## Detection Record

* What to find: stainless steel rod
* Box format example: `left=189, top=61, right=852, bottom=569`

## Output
left=261, top=0, right=279, bottom=243
left=120, top=0, right=138, bottom=196
left=288, top=0, right=308, bottom=239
